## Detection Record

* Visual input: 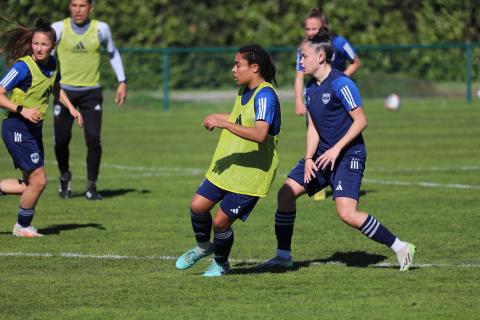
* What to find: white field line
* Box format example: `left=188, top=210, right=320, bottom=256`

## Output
left=1, top=252, right=479, bottom=269
left=1, top=157, right=479, bottom=189
left=363, top=179, right=480, bottom=189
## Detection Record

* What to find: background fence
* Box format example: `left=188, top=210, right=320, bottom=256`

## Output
left=1, top=42, right=479, bottom=110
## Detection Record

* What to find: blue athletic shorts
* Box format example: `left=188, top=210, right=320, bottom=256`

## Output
left=2, top=115, right=44, bottom=171
left=196, top=178, right=259, bottom=221
left=287, top=153, right=366, bottom=200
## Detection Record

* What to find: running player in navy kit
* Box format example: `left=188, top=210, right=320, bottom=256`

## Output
left=52, top=0, right=127, bottom=200
left=260, top=28, right=415, bottom=271
left=295, top=9, right=361, bottom=201
left=0, top=18, right=83, bottom=237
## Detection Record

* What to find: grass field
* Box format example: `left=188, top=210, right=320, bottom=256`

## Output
left=1, top=92, right=480, bottom=319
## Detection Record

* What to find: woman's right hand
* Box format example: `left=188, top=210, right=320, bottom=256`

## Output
left=304, top=158, right=318, bottom=183
left=20, top=107, right=42, bottom=123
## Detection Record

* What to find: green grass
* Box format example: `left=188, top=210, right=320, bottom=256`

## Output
left=1, top=92, right=480, bottom=319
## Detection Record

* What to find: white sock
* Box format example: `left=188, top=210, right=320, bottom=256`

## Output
left=196, top=241, right=212, bottom=254
left=390, top=238, right=407, bottom=254
left=276, top=249, right=292, bottom=260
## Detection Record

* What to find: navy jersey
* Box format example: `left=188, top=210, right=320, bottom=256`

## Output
left=331, top=34, right=356, bottom=72
left=241, top=86, right=281, bottom=136
left=305, top=69, right=365, bottom=156
left=296, top=34, right=356, bottom=73
left=0, top=57, right=60, bottom=93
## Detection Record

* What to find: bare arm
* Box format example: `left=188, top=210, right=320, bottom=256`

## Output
left=316, top=107, right=368, bottom=170
left=294, top=71, right=306, bottom=116
left=343, top=56, right=361, bottom=77
left=304, top=112, right=320, bottom=183
left=58, top=87, right=83, bottom=128
left=203, top=113, right=270, bottom=143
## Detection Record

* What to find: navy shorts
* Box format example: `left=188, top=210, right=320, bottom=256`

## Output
left=2, top=115, right=44, bottom=171
left=287, top=153, right=366, bottom=200
left=196, top=178, right=259, bottom=222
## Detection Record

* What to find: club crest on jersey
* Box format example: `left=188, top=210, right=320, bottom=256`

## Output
left=30, top=153, right=40, bottom=164
left=322, top=93, right=331, bottom=104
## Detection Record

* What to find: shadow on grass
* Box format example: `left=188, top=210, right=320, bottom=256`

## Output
left=0, top=223, right=106, bottom=236
left=324, top=189, right=374, bottom=199
left=38, top=223, right=106, bottom=235
left=231, top=251, right=388, bottom=274
left=70, top=188, right=151, bottom=199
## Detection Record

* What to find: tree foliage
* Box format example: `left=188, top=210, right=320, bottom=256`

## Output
left=1, top=0, right=478, bottom=91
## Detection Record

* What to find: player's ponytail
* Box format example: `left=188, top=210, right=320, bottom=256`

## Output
left=307, top=27, right=333, bottom=64
left=34, top=17, right=56, bottom=44
left=238, top=44, right=278, bottom=87
left=2, top=17, right=55, bottom=66
left=306, top=8, right=328, bottom=27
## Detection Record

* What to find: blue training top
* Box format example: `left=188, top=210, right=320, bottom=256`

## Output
left=296, top=34, right=357, bottom=73
left=0, top=56, right=60, bottom=92
left=241, top=86, right=281, bottom=136
left=304, top=68, right=365, bottom=156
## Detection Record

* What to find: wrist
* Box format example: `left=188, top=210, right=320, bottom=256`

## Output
left=304, top=156, right=313, bottom=161
left=16, top=105, right=24, bottom=114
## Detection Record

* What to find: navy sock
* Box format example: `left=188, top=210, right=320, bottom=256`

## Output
left=359, top=215, right=396, bottom=247
left=18, top=207, right=35, bottom=227
left=275, top=210, right=296, bottom=251
left=213, top=228, right=234, bottom=265
left=190, top=209, right=212, bottom=243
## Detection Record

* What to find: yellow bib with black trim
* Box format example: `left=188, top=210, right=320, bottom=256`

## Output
left=205, top=82, right=279, bottom=197
left=56, top=18, right=100, bottom=86
left=10, top=55, right=57, bottom=119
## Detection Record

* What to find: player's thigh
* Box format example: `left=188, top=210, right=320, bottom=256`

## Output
left=219, top=192, right=259, bottom=223
left=79, top=89, right=103, bottom=139
left=331, top=155, right=365, bottom=201
left=191, top=178, right=225, bottom=213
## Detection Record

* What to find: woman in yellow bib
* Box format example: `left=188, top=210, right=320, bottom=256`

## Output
left=176, top=45, right=281, bottom=277
left=0, top=18, right=82, bottom=237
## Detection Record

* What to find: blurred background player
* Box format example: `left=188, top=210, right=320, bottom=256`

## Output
left=259, top=28, right=415, bottom=271
left=175, top=45, right=281, bottom=277
left=295, top=8, right=361, bottom=115
left=0, top=18, right=82, bottom=237
left=52, top=0, right=127, bottom=200
left=295, top=8, right=362, bottom=201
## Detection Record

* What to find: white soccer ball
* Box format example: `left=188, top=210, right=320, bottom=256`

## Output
left=384, top=93, right=400, bottom=111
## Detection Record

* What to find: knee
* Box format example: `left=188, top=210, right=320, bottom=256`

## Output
left=213, top=215, right=230, bottom=232
left=55, top=134, right=71, bottom=147
left=277, top=184, right=297, bottom=209
left=30, top=173, right=47, bottom=191
left=86, top=135, right=101, bottom=149
left=190, top=198, right=208, bottom=214
left=336, top=207, right=356, bottom=225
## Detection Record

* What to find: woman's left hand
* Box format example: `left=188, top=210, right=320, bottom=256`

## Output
left=316, top=146, right=341, bottom=171
left=69, top=107, right=83, bottom=128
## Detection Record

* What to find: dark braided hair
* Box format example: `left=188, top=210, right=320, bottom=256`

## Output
left=3, top=17, right=56, bottom=67
left=306, top=27, right=333, bottom=64
left=238, top=44, right=278, bottom=87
